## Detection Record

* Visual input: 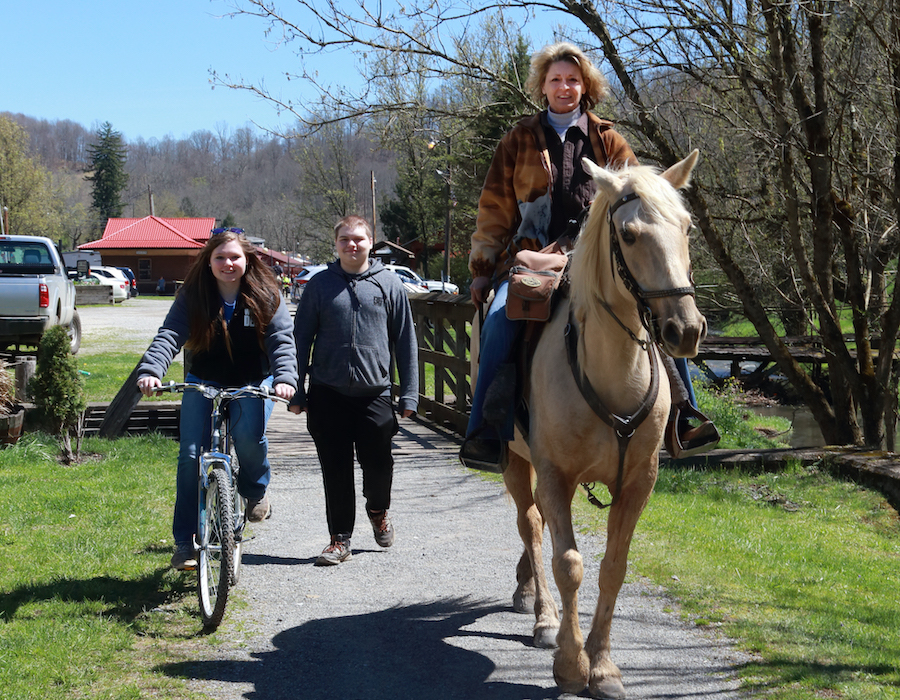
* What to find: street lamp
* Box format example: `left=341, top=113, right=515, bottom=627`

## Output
left=429, top=137, right=452, bottom=291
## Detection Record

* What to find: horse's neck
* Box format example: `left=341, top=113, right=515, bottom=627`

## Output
left=576, top=300, right=655, bottom=411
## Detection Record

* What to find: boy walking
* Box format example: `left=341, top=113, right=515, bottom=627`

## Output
left=289, top=215, right=418, bottom=565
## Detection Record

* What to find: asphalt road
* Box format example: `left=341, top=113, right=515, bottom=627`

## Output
left=82, top=297, right=753, bottom=699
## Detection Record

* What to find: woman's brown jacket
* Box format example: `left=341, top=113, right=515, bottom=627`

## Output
left=468, top=111, right=637, bottom=280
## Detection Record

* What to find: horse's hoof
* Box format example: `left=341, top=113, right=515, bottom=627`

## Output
left=589, top=675, right=626, bottom=699
left=533, top=624, right=559, bottom=649
left=552, top=651, right=589, bottom=695
left=512, top=591, right=534, bottom=614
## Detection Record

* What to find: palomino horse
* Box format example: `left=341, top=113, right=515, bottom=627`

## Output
left=480, top=151, right=706, bottom=699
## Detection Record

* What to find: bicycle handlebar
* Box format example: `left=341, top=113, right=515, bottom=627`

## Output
left=154, top=380, right=290, bottom=404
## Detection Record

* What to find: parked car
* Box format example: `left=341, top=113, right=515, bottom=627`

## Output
left=290, top=264, right=328, bottom=303
left=384, top=264, right=429, bottom=294
left=115, top=266, right=138, bottom=297
left=0, top=234, right=81, bottom=353
left=90, top=266, right=132, bottom=297
left=89, top=271, right=129, bottom=302
left=421, top=278, right=459, bottom=294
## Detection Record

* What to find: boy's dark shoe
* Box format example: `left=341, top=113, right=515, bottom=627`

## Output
left=367, top=509, right=395, bottom=548
left=315, top=535, right=352, bottom=566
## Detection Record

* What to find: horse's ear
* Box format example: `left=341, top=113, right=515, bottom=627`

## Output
left=661, top=149, right=700, bottom=190
left=583, top=158, right=618, bottom=193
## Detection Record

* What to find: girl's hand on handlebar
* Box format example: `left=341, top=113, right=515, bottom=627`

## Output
left=273, top=383, right=295, bottom=401
left=137, top=376, right=162, bottom=397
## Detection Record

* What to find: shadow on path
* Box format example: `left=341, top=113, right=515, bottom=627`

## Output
left=159, top=597, right=560, bottom=700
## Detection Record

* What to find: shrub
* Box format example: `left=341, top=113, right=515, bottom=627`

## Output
left=30, top=326, right=87, bottom=463
left=0, top=358, right=15, bottom=415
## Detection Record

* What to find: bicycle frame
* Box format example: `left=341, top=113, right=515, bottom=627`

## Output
left=155, top=380, right=285, bottom=628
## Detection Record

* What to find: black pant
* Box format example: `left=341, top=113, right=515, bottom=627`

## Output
left=307, top=385, right=398, bottom=538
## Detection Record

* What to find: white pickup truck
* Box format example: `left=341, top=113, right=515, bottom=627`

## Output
left=0, top=235, right=82, bottom=354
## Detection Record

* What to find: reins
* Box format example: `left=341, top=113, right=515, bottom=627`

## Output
left=566, top=307, right=660, bottom=509
left=569, top=190, right=688, bottom=509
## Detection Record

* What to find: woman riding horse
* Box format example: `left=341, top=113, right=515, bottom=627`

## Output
left=459, top=42, right=718, bottom=471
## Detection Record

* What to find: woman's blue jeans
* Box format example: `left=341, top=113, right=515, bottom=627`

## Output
left=173, top=374, right=275, bottom=547
left=466, top=280, right=698, bottom=442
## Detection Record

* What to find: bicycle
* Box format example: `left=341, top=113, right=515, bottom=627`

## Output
left=156, top=381, right=287, bottom=628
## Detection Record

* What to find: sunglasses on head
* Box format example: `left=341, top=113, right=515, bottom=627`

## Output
left=211, top=227, right=245, bottom=235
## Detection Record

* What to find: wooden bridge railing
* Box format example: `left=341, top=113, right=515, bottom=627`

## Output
left=402, top=292, right=475, bottom=436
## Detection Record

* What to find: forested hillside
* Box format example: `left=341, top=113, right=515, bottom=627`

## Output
left=2, top=111, right=398, bottom=264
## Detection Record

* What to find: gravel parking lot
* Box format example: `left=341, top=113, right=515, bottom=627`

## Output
left=77, top=296, right=178, bottom=355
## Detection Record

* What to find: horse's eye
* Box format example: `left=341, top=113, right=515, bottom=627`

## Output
left=620, top=225, right=637, bottom=245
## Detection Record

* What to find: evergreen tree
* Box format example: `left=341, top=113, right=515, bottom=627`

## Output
left=86, top=122, right=129, bottom=230
left=30, top=325, right=87, bottom=464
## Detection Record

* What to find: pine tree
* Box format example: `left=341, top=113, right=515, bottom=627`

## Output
left=86, top=122, right=129, bottom=231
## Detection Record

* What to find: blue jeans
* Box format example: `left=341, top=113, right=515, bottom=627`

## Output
left=466, top=281, right=699, bottom=442
left=173, top=373, right=275, bottom=547
left=467, top=282, right=517, bottom=441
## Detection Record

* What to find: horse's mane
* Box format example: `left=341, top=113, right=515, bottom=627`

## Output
left=569, top=163, right=689, bottom=315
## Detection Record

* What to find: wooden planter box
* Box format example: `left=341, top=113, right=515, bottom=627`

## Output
left=0, top=405, right=25, bottom=446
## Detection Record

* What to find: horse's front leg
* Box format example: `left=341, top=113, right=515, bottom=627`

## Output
left=584, top=471, right=656, bottom=699
left=537, top=466, right=590, bottom=694
left=504, top=451, right=560, bottom=648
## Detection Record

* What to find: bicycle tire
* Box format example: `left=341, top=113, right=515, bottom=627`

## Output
left=197, top=467, right=234, bottom=628
left=230, top=445, right=245, bottom=586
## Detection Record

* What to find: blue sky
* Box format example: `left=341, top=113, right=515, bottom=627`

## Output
left=3, top=0, right=334, bottom=142
left=5, top=1, right=572, bottom=144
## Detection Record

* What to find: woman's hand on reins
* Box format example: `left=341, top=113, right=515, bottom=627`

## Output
left=470, top=276, right=492, bottom=308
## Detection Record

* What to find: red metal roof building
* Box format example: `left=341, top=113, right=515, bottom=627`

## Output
left=79, top=216, right=215, bottom=293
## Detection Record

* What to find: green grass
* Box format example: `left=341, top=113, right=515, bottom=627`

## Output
left=76, top=353, right=184, bottom=402
left=566, top=377, right=900, bottom=698
left=0, top=431, right=210, bottom=699
left=579, top=463, right=900, bottom=699
left=695, top=377, right=792, bottom=449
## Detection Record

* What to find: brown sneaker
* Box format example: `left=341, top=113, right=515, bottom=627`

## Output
left=170, top=544, right=197, bottom=571
left=246, top=494, right=271, bottom=523
left=367, top=509, right=395, bottom=548
left=315, top=536, right=352, bottom=566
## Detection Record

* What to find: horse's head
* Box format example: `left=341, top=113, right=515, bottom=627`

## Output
left=578, top=150, right=707, bottom=358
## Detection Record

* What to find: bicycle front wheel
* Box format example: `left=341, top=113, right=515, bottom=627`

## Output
left=231, top=445, right=245, bottom=586
left=197, top=467, right=235, bottom=628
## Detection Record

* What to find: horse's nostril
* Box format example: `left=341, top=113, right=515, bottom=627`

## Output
left=661, top=321, right=683, bottom=350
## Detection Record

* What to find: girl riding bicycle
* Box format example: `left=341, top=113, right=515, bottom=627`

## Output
left=137, top=229, right=298, bottom=570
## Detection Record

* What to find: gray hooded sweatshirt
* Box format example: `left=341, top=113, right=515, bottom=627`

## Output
left=290, top=259, right=418, bottom=414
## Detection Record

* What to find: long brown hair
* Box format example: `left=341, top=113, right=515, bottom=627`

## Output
left=182, top=230, right=281, bottom=355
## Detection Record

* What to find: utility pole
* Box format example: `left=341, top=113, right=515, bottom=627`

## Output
left=370, top=171, right=377, bottom=241
left=442, top=139, right=451, bottom=287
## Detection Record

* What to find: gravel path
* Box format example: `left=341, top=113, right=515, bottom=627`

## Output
left=83, top=298, right=751, bottom=699
left=176, top=412, right=751, bottom=699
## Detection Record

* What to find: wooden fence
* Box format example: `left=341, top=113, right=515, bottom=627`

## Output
left=404, top=292, right=475, bottom=436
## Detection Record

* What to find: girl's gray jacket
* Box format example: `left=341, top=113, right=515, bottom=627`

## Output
left=290, top=259, right=418, bottom=414
left=137, top=292, right=299, bottom=389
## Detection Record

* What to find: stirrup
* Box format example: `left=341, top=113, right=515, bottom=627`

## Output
left=665, top=402, right=720, bottom=458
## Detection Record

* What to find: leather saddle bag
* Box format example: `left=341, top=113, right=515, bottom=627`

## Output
left=506, top=249, right=568, bottom=322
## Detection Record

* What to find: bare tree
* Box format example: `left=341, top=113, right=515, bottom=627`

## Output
left=215, top=0, right=900, bottom=448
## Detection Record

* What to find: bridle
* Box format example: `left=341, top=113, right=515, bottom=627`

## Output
left=566, top=190, right=694, bottom=509
left=604, top=191, right=696, bottom=347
